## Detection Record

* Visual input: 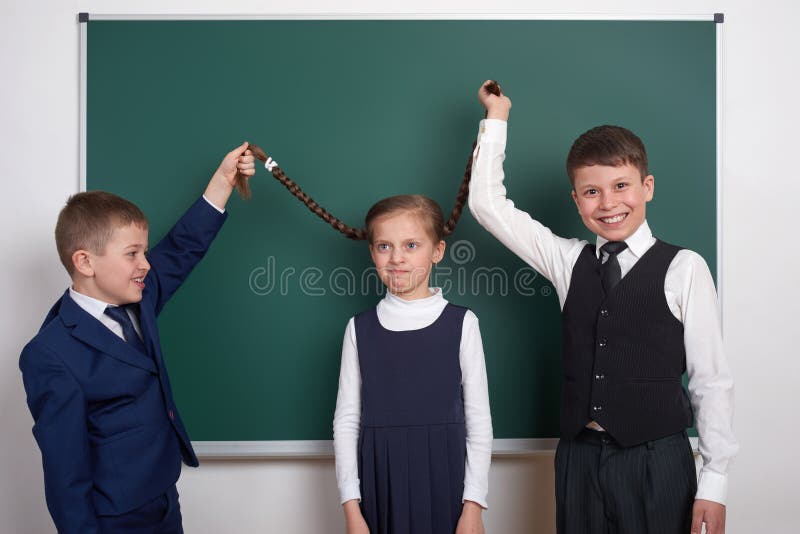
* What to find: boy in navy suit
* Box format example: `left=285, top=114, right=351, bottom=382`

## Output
left=20, top=142, right=255, bottom=533
left=468, top=82, right=738, bottom=534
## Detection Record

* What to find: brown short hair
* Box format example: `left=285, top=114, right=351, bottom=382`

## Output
left=566, top=125, right=648, bottom=185
left=365, top=195, right=445, bottom=244
left=55, top=191, right=148, bottom=275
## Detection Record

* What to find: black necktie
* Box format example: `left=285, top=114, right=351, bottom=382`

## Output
left=599, top=241, right=628, bottom=292
left=104, top=305, right=147, bottom=354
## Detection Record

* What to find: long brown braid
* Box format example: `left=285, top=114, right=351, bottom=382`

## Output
left=238, top=144, right=367, bottom=240
left=234, top=81, right=502, bottom=241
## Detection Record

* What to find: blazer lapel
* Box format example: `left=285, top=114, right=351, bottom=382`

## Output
left=58, top=291, right=158, bottom=374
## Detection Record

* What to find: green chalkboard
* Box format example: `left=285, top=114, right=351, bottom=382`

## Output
left=85, top=19, right=716, bottom=442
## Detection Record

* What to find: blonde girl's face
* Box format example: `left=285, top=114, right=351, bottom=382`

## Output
left=368, top=211, right=445, bottom=301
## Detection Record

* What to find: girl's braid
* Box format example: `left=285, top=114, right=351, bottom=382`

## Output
left=240, top=145, right=366, bottom=240
left=235, top=79, right=502, bottom=241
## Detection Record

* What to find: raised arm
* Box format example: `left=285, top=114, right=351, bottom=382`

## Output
left=146, top=143, right=254, bottom=314
left=468, top=81, right=586, bottom=305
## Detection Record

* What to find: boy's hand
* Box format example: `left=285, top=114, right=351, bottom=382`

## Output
left=204, top=141, right=256, bottom=209
left=478, top=80, right=512, bottom=121
left=455, top=500, right=485, bottom=534
left=215, top=141, right=256, bottom=187
left=691, top=499, right=726, bottom=534
left=343, top=499, right=370, bottom=534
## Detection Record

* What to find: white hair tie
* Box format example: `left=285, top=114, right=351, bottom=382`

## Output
left=265, top=157, right=278, bottom=172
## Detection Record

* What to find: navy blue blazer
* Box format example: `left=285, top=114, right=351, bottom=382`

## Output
left=20, top=197, right=227, bottom=533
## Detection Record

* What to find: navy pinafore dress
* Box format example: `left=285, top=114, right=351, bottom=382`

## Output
left=355, top=303, right=468, bottom=534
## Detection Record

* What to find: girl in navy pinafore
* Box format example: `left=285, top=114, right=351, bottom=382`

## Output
left=356, top=302, right=468, bottom=532
left=333, top=195, right=492, bottom=534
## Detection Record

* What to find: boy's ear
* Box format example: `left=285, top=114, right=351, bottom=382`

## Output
left=644, top=174, right=655, bottom=201
left=72, top=250, right=95, bottom=277
left=571, top=190, right=580, bottom=211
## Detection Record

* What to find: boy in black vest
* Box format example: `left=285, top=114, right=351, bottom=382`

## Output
left=468, top=81, right=737, bottom=534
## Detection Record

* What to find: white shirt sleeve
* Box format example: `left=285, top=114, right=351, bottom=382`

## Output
left=460, top=311, right=493, bottom=509
left=332, top=318, right=362, bottom=504
left=667, top=250, right=739, bottom=504
left=467, top=119, right=586, bottom=307
left=202, top=194, right=225, bottom=213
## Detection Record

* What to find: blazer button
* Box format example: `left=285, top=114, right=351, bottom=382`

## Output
left=592, top=405, right=603, bottom=412
left=598, top=337, right=608, bottom=348
left=168, top=409, right=175, bottom=421
left=600, top=309, right=609, bottom=318
left=595, top=373, right=605, bottom=380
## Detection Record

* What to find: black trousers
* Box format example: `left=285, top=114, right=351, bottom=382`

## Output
left=555, top=429, right=697, bottom=534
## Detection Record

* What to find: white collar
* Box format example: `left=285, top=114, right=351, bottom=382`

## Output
left=595, top=220, right=653, bottom=259
left=383, top=287, right=444, bottom=308
left=68, top=287, right=116, bottom=321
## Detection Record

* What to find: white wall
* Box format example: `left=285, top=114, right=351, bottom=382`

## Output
left=2, top=1, right=798, bottom=532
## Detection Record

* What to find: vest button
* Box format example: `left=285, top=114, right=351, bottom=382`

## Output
left=599, top=337, right=608, bottom=348
left=595, top=374, right=605, bottom=380
left=600, top=309, right=609, bottom=318
left=168, top=409, right=175, bottom=421
left=592, top=405, right=603, bottom=412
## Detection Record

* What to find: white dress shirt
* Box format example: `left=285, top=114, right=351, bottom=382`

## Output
left=332, top=288, right=493, bottom=508
left=468, top=118, right=738, bottom=505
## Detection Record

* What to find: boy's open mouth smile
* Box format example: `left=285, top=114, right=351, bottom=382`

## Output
left=599, top=213, right=628, bottom=225
left=133, top=277, right=145, bottom=289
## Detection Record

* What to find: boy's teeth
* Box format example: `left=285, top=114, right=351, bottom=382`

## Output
left=602, top=214, right=626, bottom=223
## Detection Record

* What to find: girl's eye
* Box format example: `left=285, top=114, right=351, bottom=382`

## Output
left=376, top=243, right=390, bottom=251
left=407, top=242, right=419, bottom=250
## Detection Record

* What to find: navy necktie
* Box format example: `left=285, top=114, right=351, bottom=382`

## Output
left=104, top=305, right=148, bottom=355
left=599, top=241, right=628, bottom=292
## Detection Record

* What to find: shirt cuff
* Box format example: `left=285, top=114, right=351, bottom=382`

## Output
left=339, top=481, right=361, bottom=505
left=202, top=194, right=226, bottom=214
left=478, top=118, right=507, bottom=144
left=463, top=486, right=488, bottom=509
left=695, top=469, right=728, bottom=505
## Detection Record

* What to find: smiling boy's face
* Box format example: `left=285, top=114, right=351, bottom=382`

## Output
left=82, top=223, right=151, bottom=305
left=571, top=163, right=654, bottom=242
